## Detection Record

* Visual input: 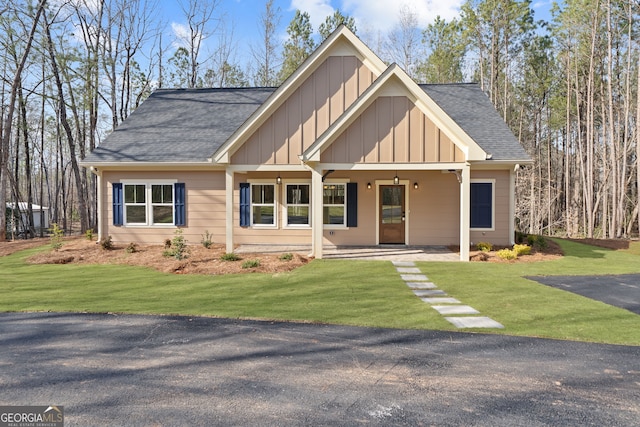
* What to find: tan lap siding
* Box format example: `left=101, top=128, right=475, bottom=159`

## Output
left=408, top=171, right=460, bottom=245
left=470, top=170, right=511, bottom=246
left=103, top=170, right=226, bottom=245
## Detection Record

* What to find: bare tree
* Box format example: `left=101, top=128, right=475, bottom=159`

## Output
left=0, top=0, right=46, bottom=241
left=385, top=5, right=422, bottom=78
left=176, top=0, right=221, bottom=88
left=250, top=0, right=281, bottom=87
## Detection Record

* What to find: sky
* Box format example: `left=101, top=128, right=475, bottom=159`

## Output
left=161, top=0, right=556, bottom=67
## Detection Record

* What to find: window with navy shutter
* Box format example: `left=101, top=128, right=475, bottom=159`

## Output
left=470, top=182, right=493, bottom=229
left=116, top=182, right=183, bottom=226
left=112, top=183, right=123, bottom=225
left=239, top=183, right=250, bottom=227
left=174, top=183, right=186, bottom=226
left=346, top=182, right=357, bottom=227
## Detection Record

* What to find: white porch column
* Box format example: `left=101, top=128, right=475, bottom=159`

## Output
left=509, top=167, right=516, bottom=245
left=225, top=169, right=234, bottom=253
left=459, top=164, right=471, bottom=261
left=311, top=166, right=324, bottom=259
left=95, top=170, right=103, bottom=242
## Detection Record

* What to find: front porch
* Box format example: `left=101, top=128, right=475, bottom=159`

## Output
left=235, top=244, right=459, bottom=262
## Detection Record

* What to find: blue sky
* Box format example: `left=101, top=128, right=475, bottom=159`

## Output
left=160, top=0, right=556, bottom=66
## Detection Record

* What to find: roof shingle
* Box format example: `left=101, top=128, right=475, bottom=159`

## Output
left=420, top=83, right=530, bottom=161
left=84, top=87, right=275, bottom=163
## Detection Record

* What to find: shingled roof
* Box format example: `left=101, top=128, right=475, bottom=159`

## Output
left=84, top=87, right=275, bottom=163
left=84, top=83, right=529, bottom=165
left=420, top=83, right=530, bottom=161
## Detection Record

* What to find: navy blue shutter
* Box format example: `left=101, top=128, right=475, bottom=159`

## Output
left=239, top=183, right=250, bottom=227
left=174, top=183, right=186, bottom=226
left=346, top=182, right=358, bottom=227
left=112, top=183, right=123, bottom=226
left=470, top=183, right=492, bottom=228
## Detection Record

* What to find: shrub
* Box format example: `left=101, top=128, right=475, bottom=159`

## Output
left=163, top=229, right=188, bottom=260
left=515, top=231, right=528, bottom=244
left=220, top=252, right=241, bottom=261
left=242, top=259, right=260, bottom=269
left=527, top=234, right=548, bottom=251
left=513, top=244, right=531, bottom=256
left=125, top=242, right=138, bottom=254
left=85, top=229, right=94, bottom=241
left=201, top=230, right=213, bottom=249
left=476, top=242, right=493, bottom=252
left=49, top=223, right=64, bottom=251
left=279, top=253, right=293, bottom=261
left=496, top=248, right=517, bottom=260
left=164, top=238, right=172, bottom=249
left=100, top=236, right=114, bottom=250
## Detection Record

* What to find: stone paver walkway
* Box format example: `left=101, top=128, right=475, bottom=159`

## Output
left=392, top=261, right=504, bottom=329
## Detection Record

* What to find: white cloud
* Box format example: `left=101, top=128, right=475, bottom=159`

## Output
left=171, top=22, right=192, bottom=49
left=290, top=0, right=335, bottom=28
left=341, top=0, right=463, bottom=33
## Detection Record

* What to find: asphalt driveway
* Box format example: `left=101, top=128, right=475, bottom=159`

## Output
left=1, top=313, right=639, bottom=426
left=527, top=274, right=640, bottom=314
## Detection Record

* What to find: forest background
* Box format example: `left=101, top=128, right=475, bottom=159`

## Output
left=1, top=0, right=639, bottom=241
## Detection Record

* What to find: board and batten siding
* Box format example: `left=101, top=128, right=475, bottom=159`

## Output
left=230, top=56, right=376, bottom=165
left=321, top=96, right=465, bottom=164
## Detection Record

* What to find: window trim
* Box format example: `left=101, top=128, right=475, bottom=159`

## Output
left=248, top=180, right=278, bottom=228
left=470, top=179, right=495, bottom=231
left=120, top=180, right=177, bottom=228
left=283, top=181, right=311, bottom=229
left=322, top=181, right=347, bottom=229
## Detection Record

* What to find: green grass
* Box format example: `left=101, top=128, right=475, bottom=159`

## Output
left=1, top=239, right=639, bottom=345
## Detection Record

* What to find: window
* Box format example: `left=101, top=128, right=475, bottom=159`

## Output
left=114, top=182, right=184, bottom=226
left=323, top=184, right=345, bottom=225
left=470, top=181, right=494, bottom=229
left=285, top=184, right=310, bottom=226
left=124, top=184, right=147, bottom=224
left=151, top=184, right=174, bottom=224
left=251, top=184, right=275, bottom=226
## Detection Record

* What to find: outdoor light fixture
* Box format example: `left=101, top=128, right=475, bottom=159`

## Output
left=367, top=182, right=372, bottom=189
left=393, top=175, right=399, bottom=185
left=276, top=176, right=282, bottom=185
left=414, top=182, right=419, bottom=189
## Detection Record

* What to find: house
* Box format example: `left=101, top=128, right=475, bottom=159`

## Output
left=81, top=26, right=531, bottom=261
left=6, top=202, right=50, bottom=235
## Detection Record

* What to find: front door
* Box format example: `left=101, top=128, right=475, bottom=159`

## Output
left=379, top=185, right=405, bottom=244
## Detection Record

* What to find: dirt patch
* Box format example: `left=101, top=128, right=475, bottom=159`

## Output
left=0, top=238, right=52, bottom=257
left=562, top=238, right=631, bottom=250
left=20, top=238, right=309, bottom=275
left=469, top=239, right=564, bottom=263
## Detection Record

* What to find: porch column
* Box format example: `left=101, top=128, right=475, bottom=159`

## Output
left=311, top=167, right=324, bottom=259
left=509, top=167, right=516, bottom=245
left=459, top=164, right=471, bottom=261
left=225, top=169, right=234, bottom=253
left=95, top=170, right=103, bottom=242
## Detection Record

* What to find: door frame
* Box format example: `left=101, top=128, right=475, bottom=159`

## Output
left=375, top=180, right=410, bottom=245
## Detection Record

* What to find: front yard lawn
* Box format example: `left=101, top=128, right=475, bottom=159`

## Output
left=1, top=239, right=639, bottom=345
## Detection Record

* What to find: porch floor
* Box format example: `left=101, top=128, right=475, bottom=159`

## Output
left=235, top=244, right=459, bottom=261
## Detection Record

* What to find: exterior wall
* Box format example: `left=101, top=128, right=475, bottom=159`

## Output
left=470, top=169, right=512, bottom=246
left=233, top=172, right=313, bottom=245
left=102, top=170, right=227, bottom=245
left=100, top=168, right=512, bottom=249
left=230, top=56, right=376, bottom=165
left=321, top=96, right=465, bottom=164
left=319, top=171, right=461, bottom=247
